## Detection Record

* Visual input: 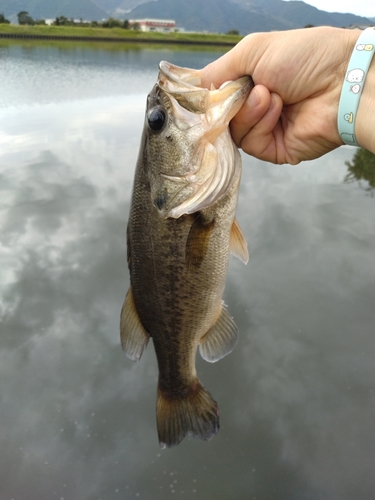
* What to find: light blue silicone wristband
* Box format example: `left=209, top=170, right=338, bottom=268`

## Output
left=337, top=27, right=375, bottom=146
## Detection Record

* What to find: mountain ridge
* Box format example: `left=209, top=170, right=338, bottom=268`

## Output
left=0, top=0, right=108, bottom=21
left=127, top=0, right=372, bottom=34
left=0, top=0, right=372, bottom=32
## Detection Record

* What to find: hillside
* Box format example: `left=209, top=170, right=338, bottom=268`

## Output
left=0, top=0, right=372, bottom=32
left=92, top=0, right=154, bottom=15
left=0, top=0, right=107, bottom=21
left=131, top=0, right=296, bottom=33
left=128, top=0, right=372, bottom=33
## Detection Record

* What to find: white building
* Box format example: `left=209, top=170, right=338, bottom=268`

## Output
left=129, top=19, right=176, bottom=33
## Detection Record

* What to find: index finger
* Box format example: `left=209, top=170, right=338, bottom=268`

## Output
left=200, top=34, right=260, bottom=89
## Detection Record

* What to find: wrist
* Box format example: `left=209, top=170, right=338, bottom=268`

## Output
left=337, top=28, right=375, bottom=151
left=330, top=29, right=359, bottom=147
left=356, top=55, right=375, bottom=151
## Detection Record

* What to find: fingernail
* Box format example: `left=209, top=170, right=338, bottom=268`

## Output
left=248, top=88, right=260, bottom=107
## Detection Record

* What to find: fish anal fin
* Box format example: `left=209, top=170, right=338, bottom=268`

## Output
left=120, top=287, right=149, bottom=361
left=157, top=380, right=219, bottom=448
left=199, top=301, right=238, bottom=363
left=230, top=218, right=249, bottom=264
left=185, top=213, right=215, bottom=269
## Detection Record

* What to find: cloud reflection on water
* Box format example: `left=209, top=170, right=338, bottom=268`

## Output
left=0, top=149, right=159, bottom=498
left=0, top=44, right=374, bottom=500
left=227, top=151, right=375, bottom=500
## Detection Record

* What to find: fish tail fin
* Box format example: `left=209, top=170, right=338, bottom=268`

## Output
left=156, top=379, right=219, bottom=448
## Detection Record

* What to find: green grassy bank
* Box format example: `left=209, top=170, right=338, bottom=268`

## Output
left=0, top=23, right=242, bottom=46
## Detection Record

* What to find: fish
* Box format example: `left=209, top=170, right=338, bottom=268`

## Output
left=120, top=61, right=253, bottom=448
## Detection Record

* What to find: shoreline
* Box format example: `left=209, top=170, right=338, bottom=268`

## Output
left=0, top=26, right=241, bottom=47
left=0, top=32, right=237, bottom=46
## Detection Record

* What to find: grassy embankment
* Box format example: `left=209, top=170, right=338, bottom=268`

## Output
left=0, top=23, right=243, bottom=46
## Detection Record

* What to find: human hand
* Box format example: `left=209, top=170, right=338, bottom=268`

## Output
left=201, top=27, right=361, bottom=164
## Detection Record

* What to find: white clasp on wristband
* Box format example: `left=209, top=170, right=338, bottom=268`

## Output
left=337, top=27, right=375, bottom=147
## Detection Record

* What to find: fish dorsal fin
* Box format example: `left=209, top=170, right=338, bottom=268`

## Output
left=230, top=218, right=249, bottom=264
left=120, top=287, right=150, bottom=361
left=199, top=301, right=238, bottom=363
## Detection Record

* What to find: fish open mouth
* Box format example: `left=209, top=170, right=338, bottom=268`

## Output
left=158, top=60, right=253, bottom=115
left=152, top=62, right=253, bottom=219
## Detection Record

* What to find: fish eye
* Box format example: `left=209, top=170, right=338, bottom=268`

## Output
left=147, top=107, right=166, bottom=132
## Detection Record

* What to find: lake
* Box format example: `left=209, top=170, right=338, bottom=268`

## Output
left=0, top=40, right=374, bottom=500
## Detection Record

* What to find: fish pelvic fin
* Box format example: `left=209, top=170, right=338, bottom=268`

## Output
left=199, top=301, right=238, bottom=363
left=157, top=380, right=219, bottom=448
left=230, top=218, right=249, bottom=264
left=120, top=287, right=150, bottom=361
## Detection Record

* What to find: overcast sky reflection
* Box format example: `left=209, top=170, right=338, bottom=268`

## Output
left=0, top=42, right=374, bottom=500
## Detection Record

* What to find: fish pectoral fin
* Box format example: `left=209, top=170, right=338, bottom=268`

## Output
left=230, top=218, right=249, bottom=264
left=120, top=287, right=150, bottom=361
left=199, top=301, right=238, bottom=363
left=185, top=213, right=215, bottom=269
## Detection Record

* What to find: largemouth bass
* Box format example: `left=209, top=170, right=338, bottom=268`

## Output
left=120, top=61, right=252, bottom=448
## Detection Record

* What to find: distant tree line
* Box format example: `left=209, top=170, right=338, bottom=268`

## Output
left=54, top=15, right=138, bottom=29
left=0, top=11, right=318, bottom=35
left=3, top=11, right=141, bottom=30
left=17, top=11, right=46, bottom=25
left=0, top=12, right=10, bottom=23
left=0, top=11, right=242, bottom=34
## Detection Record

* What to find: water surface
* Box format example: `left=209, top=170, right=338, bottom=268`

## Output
left=0, top=41, right=374, bottom=500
